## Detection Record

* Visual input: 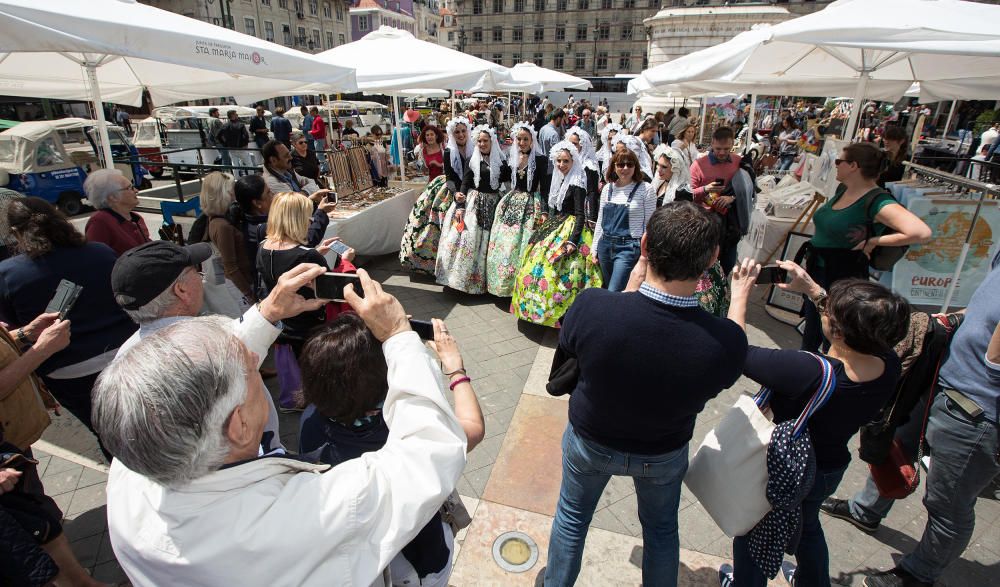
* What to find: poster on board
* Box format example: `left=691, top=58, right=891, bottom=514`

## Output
left=766, top=231, right=812, bottom=313
left=891, top=197, right=1000, bottom=308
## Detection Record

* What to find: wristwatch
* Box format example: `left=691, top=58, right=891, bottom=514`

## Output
left=15, top=327, right=30, bottom=346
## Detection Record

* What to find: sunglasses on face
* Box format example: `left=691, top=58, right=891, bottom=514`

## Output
left=616, top=162, right=635, bottom=169
left=835, top=159, right=853, bottom=166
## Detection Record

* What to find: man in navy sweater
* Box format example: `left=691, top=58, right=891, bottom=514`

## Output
left=544, top=201, right=748, bottom=587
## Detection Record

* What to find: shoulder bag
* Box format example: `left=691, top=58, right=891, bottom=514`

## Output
left=684, top=353, right=837, bottom=537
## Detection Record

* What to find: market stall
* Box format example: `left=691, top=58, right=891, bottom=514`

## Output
left=323, top=188, right=419, bottom=257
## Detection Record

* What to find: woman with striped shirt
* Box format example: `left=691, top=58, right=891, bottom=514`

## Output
left=591, top=150, right=657, bottom=292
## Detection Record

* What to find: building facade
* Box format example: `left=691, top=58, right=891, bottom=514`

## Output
left=349, top=0, right=416, bottom=39
left=437, top=3, right=460, bottom=50
left=140, top=0, right=351, bottom=53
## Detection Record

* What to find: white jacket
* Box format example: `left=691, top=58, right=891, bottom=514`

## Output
left=106, top=332, right=468, bottom=587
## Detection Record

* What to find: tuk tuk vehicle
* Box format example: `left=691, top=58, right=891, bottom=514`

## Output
left=132, top=117, right=167, bottom=178
left=0, top=118, right=148, bottom=216
left=287, top=100, right=392, bottom=138
left=152, top=106, right=269, bottom=173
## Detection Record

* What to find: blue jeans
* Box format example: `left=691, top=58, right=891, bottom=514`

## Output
left=597, top=237, right=640, bottom=292
left=733, top=466, right=847, bottom=587
left=545, top=423, right=688, bottom=587
left=899, top=392, right=1000, bottom=583
left=777, top=153, right=796, bottom=171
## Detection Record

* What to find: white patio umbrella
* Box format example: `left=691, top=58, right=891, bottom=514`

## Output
left=504, top=62, right=592, bottom=92
left=0, top=0, right=356, bottom=167
left=631, top=0, right=1000, bottom=140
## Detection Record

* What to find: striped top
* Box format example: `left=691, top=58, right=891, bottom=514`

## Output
left=592, top=181, right=657, bottom=254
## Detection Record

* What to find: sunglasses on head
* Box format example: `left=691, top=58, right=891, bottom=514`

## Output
left=615, top=162, right=635, bottom=169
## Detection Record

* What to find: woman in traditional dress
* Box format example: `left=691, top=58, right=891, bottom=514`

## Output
left=611, top=134, right=653, bottom=182
left=512, top=141, right=602, bottom=327
left=486, top=122, right=548, bottom=297
left=436, top=125, right=511, bottom=294
left=595, top=123, right=623, bottom=179
left=399, top=117, right=471, bottom=274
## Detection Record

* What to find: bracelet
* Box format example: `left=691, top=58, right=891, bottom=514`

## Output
left=15, top=328, right=30, bottom=346
left=449, top=376, right=471, bottom=391
left=443, top=367, right=466, bottom=376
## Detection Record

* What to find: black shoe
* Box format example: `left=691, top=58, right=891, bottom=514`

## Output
left=863, top=567, right=931, bottom=587
left=819, top=497, right=879, bottom=533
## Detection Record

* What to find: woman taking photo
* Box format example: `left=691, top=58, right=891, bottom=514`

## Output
left=800, top=142, right=931, bottom=352
left=591, top=150, right=656, bottom=292
left=776, top=117, right=803, bottom=172
left=879, top=125, right=910, bottom=187
left=721, top=258, right=909, bottom=587
left=512, top=141, right=602, bottom=327
left=418, top=125, right=446, bottom=182
left=257, top=192, right=354, bottom=411
left=435, top=125, right=511, bottom=294
left=486, top=122, right=548, bottom=297
left=670, top=122, right=700, bottom=185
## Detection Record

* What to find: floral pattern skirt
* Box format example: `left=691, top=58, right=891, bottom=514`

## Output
left=399, top=175, right=452, bottom=275
left=511, top=215, right=603, bottom=328
left=696, top=261, right=731, bottom=317
left=486, top=189, right=544, bottom=297
left=435, top=189, right=501, bottom=294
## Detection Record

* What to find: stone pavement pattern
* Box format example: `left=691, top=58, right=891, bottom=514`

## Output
left=36, top=253, right=999, bottom=586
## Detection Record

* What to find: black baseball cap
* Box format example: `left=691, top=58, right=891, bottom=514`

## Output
left=112, top=241, right=213, bottom=310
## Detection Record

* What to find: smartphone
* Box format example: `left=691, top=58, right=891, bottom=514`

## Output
left=328, top=240, right=351, bottom=256
left=755, top=265, right=789, bottom=285
left=325, top=191, right=338, bottom=204
left=409, top=319, right=435, bottom=341
left=713, top=178, right=725, bottom=186
left=44, top=279, right=83, bottom=319
left=314, top=272, right=363, bottom=302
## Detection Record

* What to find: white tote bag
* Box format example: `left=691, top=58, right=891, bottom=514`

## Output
left=684, top=354, right=836, bottom=537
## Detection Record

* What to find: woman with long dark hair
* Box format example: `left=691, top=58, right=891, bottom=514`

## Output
left=776, top=117, right=803, bottom=172
left=879, top=125, right=910, bottom=187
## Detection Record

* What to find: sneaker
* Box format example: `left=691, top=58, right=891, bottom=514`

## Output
left=278, top=403, right=305, bottom=414
left=718, top=563, right=735, bottom=587
left=863, top=567, right=931, bottom=587
left=819, top=497, right=880, bottom=533
left=780, top=561, right=796, bottom=586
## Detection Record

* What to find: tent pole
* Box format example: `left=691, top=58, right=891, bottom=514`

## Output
left=744, top=93, right=757, bottom=155
left=699, top=97, right=707, bottom=145
left=844, top=69, right=870, bottom=141
left=943, top=100, right=957, bottom=138
left=84, top=63, right=114, bottom=169
left=393, top=95, right=404, bottom=183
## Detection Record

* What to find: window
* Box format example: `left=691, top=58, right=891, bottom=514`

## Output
left=555, top=24, right=565, bottom=40
left=244, top=18, right=256, bottom=36
left=534, top=0, right=544, bottom=10
left=309, top=0, right=318, bottom=15
left=279, top=0, right=288, bottom=7
left=512, top=53, right=521, bottom=65
left=553, top=53, right=564, bottom=70
left=323, top=2, right=332, bottom=18
left=576, top=24, right=587, bottom=40
left=600, top=0, right=612, bottom=8
left=620, top=24, right=632, bottom=40
left=533, top=52, right=543, bottom=67
left=648, top=0, right=658, bottom=7
left=578, top=0, right=589, bottom=7
left=534, top=26, right=544, bottom=42
left=294, top=0, right=303, bottom=11
left=514, top=0, right=525, bottom=10
left=574, top=52, right=585, bottom=70
left=557, top=0, right=567, bottom=9
left=493, top=26, right=503, bottom=42
left=448, top=31, right=455, bottom=41
left=473, top=27, right=483, bottom=42
left=313, top=29, right=321, bottom=48
left=493, top=53, right=503, bottom=65
left=618, top=50, right=631, bottom=70
left=597, top=51, right=608, bottom=70
left=339, top=33, right=346, bottom=44
left=493, top=0, right=503, bottom=12
left=261, top=0, right=271, bottom=5
left=597, top=23, right=609, bottom=40
left=282, top=23, right=292, bottom=44
left=623, top=0, right=635, bottom=7
left=358, top=16, right=368, bottom=31
left=264, top=20, right=274, bottom=41
left=473, top=0, right=483, bottom=13
left=336, top=3, right=344, bottom=20
left=297, top=26, right=306, bottom=44
left=326, top=31, right=334, bottom=47
left=513, top=26, right=523, bottom=41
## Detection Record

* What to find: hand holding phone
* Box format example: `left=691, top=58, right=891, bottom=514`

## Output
left=755, top=265, right=789, bottom=285
left=44, top=279, right=83, bottom=319
left=328, top=240, right=351, bottom=256
left=314, top=272, right=364, bottom=302
left=408, top=319, right=435, bottom=340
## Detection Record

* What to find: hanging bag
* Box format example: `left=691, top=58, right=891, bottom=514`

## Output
left=864, top=188, right=908, bottom=271
left=684, top=353, right=837, bottom=537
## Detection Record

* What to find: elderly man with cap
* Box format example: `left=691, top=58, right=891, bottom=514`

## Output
left=93, top=270, right=467, bottom=587
left=111, top=240, right=328, bottom=451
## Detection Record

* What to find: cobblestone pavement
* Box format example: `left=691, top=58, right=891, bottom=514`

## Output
left=37, top=253, right=999, bottom=586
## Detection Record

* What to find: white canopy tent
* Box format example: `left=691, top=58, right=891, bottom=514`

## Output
left=630, top=0, right=1000, bottom=139
left=503, top=62, right=591, bottom=92
left=0, top=0, right=356, bottom=167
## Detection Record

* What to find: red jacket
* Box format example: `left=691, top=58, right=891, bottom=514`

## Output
left=84, top=209, right=151, bottom=257
left=310, top=115, right=327, bottom=140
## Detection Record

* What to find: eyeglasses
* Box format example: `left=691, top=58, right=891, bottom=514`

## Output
left=296, top=140, right=307, bottom=145
left=615, top=162, right=635, bottom=169
left=835, top=158, right=853, bottom=166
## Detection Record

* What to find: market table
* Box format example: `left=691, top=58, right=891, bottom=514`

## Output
left=323, top=188, right=418, bottom=256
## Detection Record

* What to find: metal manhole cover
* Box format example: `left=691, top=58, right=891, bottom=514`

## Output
left=491, top=531, right=539, bottom=573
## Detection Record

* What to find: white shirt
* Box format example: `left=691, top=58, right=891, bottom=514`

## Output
left=106, top=332, right=467, bottom=587
left=671, top=140, right=699, bottom=185
left=981, top=128, right=999, bottom=149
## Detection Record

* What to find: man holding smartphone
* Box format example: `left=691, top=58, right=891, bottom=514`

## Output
left=261, top=140, right=335, bottom=205
left=688, top=126, right=744, bottom=274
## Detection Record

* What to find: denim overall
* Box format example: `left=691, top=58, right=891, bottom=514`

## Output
left=597, top=182, right=642, bottom=292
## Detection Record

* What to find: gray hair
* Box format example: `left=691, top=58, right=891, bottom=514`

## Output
left=290, top=130, right=305, bottom=143
left=93, top=316, right=249, bottom=487
left=83, top=168, right=127, bottom=210
left=118, top=274, right=185, bottom=324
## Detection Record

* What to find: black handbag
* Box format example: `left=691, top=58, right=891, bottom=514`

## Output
left=546, top=344, right=579, bottom=397
left=864, top=189, right=909, bottom=271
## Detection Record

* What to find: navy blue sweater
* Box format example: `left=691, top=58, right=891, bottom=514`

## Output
left=561, top=288, right=748, bottom=454
left=0, top=243, right=136, bottom=375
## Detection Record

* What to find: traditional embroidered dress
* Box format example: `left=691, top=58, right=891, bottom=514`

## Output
left=512, top=140, right=602, bottom=327
left=435, top=125, right=511, bottom=294
left=596, top=123, right=623, bottom=178
left=486, top=123, right=548, bottom=297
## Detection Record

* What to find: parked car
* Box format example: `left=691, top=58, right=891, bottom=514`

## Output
left=0, top=118, right=148, bottom=216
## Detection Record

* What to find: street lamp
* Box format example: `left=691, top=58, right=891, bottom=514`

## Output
left=457, top=26, right=467, bottom=52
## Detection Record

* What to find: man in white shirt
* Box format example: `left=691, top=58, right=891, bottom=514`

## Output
left=980, top=123, right=999, bottom=152
left=94, top=270, right=467, bottom=587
